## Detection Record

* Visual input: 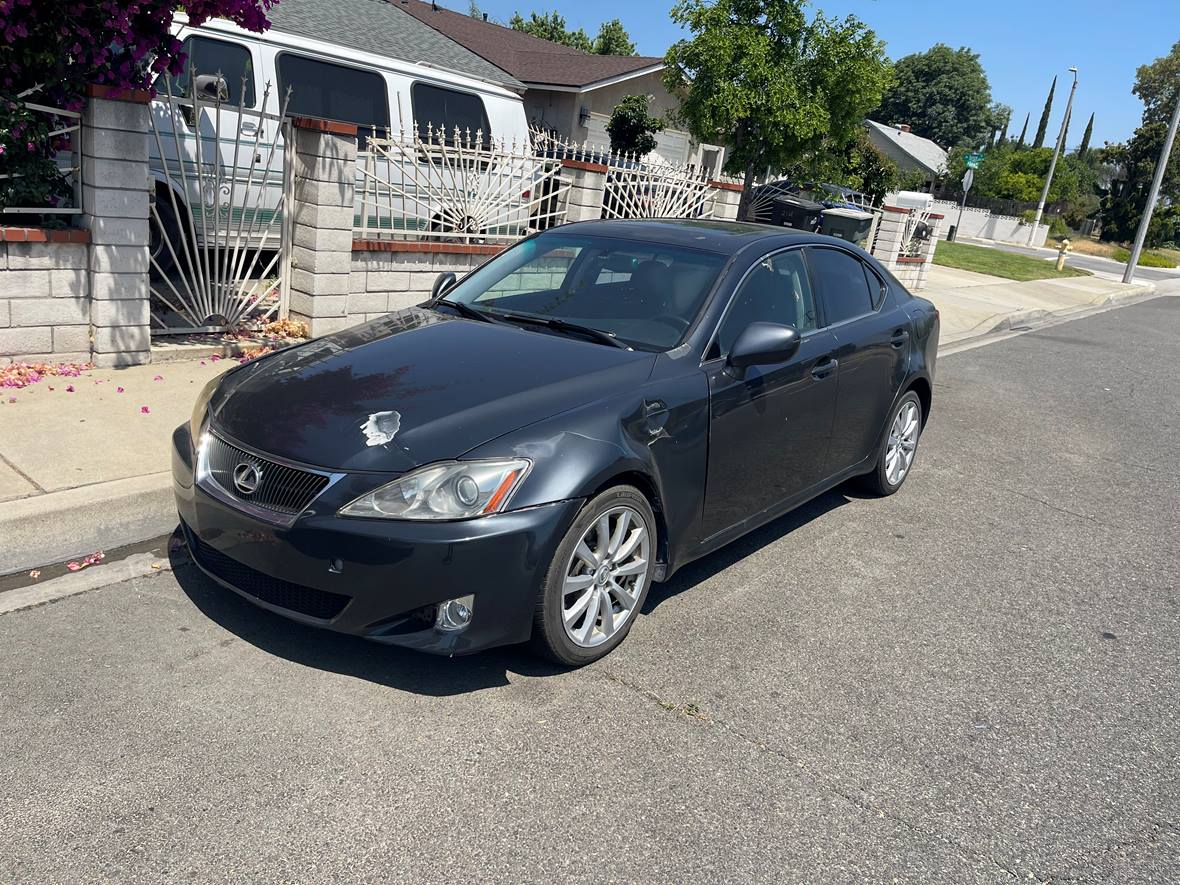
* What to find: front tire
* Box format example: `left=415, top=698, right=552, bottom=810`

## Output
left=859, top=391, right=923, bottom=496
left=530, top=486, right=656, bottom=666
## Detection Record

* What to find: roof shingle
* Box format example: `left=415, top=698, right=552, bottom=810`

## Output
left=393, top=0, right=663, bottom=88
left=267, top=0, right=525, bottom=90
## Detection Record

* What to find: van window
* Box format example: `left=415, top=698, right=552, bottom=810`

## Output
left=411, top=83, right=491, bottom=143
left=277, top=54, right=390, bottom=138
left=164, top=36, right=256, bottom=106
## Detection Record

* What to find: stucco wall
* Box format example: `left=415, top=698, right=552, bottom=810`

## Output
left=931, top=200, right=1049, bottom=247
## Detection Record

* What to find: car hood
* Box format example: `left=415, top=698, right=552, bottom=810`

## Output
left=210, top=308, right=657, bottom=472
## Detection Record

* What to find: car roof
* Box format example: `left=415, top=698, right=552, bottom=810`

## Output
left=549, top=218, right=852, bottom=256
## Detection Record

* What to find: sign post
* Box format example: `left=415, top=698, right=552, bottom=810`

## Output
left=951, top=167, right=974, bottom=242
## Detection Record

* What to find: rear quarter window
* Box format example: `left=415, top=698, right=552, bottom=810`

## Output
left=411, top=82, right=491, bottom=143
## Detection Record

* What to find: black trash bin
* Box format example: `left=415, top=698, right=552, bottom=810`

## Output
left=769, top=195, right=824, bottom=231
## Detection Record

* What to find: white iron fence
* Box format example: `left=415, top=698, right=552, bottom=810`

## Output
left=147, top=71, right=293, bottom=333
left=356, top=125, right=570, bottom=243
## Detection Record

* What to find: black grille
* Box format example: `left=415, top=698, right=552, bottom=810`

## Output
left=187, top=531, right=350, bottom=621
left=203, top=434, right=330, bottom=517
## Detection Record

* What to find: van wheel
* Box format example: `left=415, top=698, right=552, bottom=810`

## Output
left=531, top=486, right=656, bottom=666
left=149, top=195, right=184, bottom=278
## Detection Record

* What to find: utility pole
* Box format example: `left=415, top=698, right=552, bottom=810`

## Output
left=1123, top=84, right=1180, bottom=284
left=1028, top=67, right=1078, bottom=246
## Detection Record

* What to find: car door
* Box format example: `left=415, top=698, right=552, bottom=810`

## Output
left=807, top=247, right=909, bottom=473
left=701, top=248, right=839, bottom=540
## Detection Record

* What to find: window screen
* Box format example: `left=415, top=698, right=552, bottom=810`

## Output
left=411, top=83, right=491, bottom=142
left=808, top=248, right=875, bottom=325
left=277, top=55, right=389, bottom=136
left=165, top=37, right=256, bottom=106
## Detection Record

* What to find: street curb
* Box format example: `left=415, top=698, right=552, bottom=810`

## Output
left=0, top=552, right=173, bottom=615
left=0, top=473, right=175, bottom=576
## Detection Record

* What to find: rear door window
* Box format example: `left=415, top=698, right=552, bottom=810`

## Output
left=277, top=54, right=390, bottom=138
left=411, top=83, right=491, bottom=143
left=808, top=247, right=876, bottom=325
left=163, top=36, right=257, bottom=106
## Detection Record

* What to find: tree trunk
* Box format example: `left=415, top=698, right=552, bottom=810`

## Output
left=736, top=161, right=757, bottom=221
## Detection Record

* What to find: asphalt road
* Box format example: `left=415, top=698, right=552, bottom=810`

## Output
left=962, top=237, right=1180, bottom=282
left=3, top=298, right=1179, bottom=883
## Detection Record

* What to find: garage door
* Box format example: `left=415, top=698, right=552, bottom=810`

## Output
left=586, top=112, right=691, bottom=166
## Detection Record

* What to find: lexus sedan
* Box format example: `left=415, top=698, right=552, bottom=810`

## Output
left=173, top=219, right=939, bottom=665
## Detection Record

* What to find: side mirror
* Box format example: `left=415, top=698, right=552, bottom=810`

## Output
left=431, top=271, right=458, bottom=300
left=727, top=322, right=801, bottom=371
left=193, top=73, right=229, bottom=102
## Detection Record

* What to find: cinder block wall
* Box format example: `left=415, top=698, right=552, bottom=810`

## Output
left=0, top=232, right=92, bottom=364
left=348, top=245, right=492, bottom=322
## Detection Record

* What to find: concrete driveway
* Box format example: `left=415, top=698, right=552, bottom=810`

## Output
left=2, top=298, right=1178, bottom=882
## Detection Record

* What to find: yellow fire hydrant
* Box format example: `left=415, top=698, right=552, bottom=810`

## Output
left=1056, top=238, right=1072, bottom=271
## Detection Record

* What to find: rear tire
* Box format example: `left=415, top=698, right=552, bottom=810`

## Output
left=530, top=485, right=656, bottom=666
left=858, top=391, right=923, bottom=496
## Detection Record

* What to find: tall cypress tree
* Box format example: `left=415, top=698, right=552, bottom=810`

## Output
left=1033, top=76, right=1056, bottom=148
left=1078, top=112, right=1094, bottom=156
left=1016, top=112, right=1029, bottom=146
left=997, top=110, right=1011, bottom=145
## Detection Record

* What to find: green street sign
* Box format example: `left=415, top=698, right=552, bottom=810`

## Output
left=965, top=152, right=984, bottom=169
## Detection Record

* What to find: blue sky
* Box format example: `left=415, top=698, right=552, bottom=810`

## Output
left=454, top=0, right=1176, bottom=148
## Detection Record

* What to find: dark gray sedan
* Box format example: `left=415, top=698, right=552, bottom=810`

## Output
left=174, top=219, right=939, bottom=664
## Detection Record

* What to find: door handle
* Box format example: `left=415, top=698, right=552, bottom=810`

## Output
left=240, top=121, right=261, bottom=137
left=890, top=328, right=910, bottom=348
left=811, top=357, right=838, bottom=379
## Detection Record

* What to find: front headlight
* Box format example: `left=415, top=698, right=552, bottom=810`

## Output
left=190, top=375, right=220, bottom=444
left=339, top=459, right=531, bottom=520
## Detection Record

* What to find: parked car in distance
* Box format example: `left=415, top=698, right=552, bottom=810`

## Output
left=174, top=219, right=939, bottom=665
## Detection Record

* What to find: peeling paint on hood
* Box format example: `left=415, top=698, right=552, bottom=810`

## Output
left=361, top=410, right=401, bottom=447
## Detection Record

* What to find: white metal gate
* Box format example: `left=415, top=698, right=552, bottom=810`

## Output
left=602, top=159, right=714, bottom=220
left=147, top=72, right=293, bottom=333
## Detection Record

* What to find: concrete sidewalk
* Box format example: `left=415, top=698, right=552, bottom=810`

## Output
left=923, top=264, right=1155, bottom=344
left=1, top=358, right=234, bottom=573
left=0, top=269, right=1167, bottom=574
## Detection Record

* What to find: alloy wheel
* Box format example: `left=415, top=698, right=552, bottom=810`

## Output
left=561, top=505, right=650, bottom=648
left=885, top=400, right=920, bottom=486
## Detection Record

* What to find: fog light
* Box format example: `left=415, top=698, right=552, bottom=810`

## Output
left=435, top=594, right=475, bottom=632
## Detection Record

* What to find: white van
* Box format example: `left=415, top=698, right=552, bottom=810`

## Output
left=148, top=10, right=532, bottom=256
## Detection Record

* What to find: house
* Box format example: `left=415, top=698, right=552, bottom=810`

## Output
left=864, top=120, right=948, bottom=193
left=393, top=0, right=727, bottom=174
left=267, top=0, right=526, bottom=93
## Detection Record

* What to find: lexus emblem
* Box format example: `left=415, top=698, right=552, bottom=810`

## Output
left=232, top=461, right=263, bottom=496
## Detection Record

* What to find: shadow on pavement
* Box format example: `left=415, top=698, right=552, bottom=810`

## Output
left=169, top=486, right=853, bottom=695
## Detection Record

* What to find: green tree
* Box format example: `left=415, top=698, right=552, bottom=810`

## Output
left=1078, top=113, right=1094, bottom=157
left=873, top=44, right=997, bottom=147
left=664, top=0, right=892, bottom=218
left=1033, top=76, right=1055, bottom=149
left=593, top=19, right=637, bottom=55
left=1099, top=40, right=1180, bottom=245
left=606, top=94, right=664, bottom=155
left=843, top=129, right=900, bottom=203
left=1015, top=112, right=1029, bottom=147
left=509, top=12, right=592, bottom=52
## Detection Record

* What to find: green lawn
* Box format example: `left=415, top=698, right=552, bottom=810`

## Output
left=933, top=240, right=1092, bottom=282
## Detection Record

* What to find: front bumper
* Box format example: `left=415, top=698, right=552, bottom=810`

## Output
left=172, top=425, right=580, bottom=655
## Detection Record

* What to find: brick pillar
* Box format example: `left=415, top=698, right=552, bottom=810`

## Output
left=289, top=117, right=357, bottom=337
left=82, top=85, right=152, bottom=367
left=709, top=181, right=743, bottom=221
left=869, top=205, right=911, bottom=268
left=561, top=160, right=607, bottom=222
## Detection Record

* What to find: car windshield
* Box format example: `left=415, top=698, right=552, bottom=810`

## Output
left=440, top=233, right=728, bottom=350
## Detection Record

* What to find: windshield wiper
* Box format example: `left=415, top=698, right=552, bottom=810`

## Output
left=434, top=299, right=506, bottom=325
left=502, top=314, right=631, bottom=349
